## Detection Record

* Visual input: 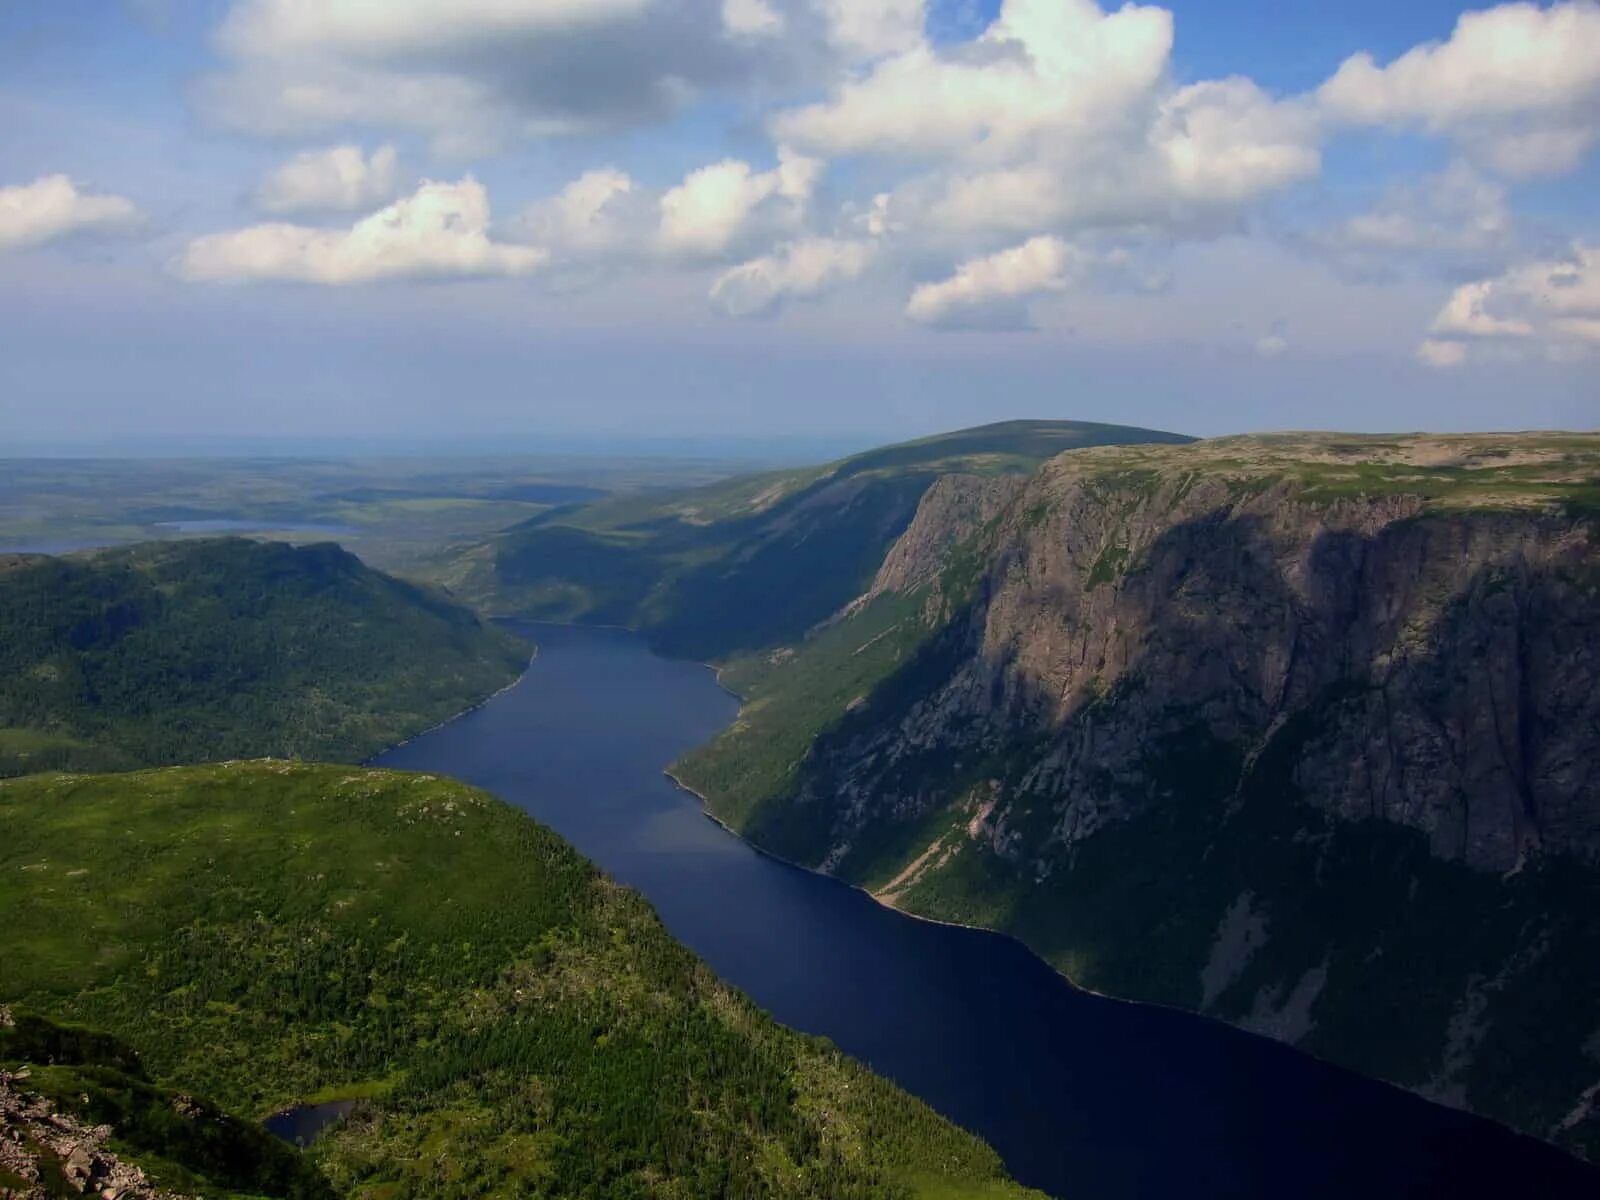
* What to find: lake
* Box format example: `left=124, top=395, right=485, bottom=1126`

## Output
left=0, top=519, right=357, bottom=556
left=374, top=622, right=1599, bottom=1200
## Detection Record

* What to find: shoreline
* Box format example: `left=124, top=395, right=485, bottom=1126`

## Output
left=661, top=767, right=1592, bottom=1157
left=661, top=765, right=1129, bottom=1000
left=368, top=615, right=1594, bottom=1174
left=367, top=645, right=538, bottom=762
left=356, top=620, right=1593, bottom=1184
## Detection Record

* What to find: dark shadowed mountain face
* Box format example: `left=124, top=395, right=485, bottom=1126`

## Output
left=438, top=419, right=1194, bottom=659
left=671, top=431, right=1600, bottom=1164
left=0, top=537, right=529, bottom=775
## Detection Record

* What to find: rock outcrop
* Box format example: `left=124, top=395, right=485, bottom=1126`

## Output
left=683, top=432, right=1600, bottom=1163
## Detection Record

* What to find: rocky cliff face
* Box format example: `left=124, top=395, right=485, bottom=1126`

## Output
left=871, top=459, right=1599, bottom=872
left=681, top=433, right=1600, bottom=1162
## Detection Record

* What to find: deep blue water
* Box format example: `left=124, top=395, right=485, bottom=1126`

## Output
left=374, top=622, right=1599, bottom=1200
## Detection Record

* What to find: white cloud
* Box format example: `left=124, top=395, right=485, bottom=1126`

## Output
left=254, top=144, right=399, bottom=214
left=773, top=0, right=1317, bottom=243
left=657, top=150, right=820, bottom=257
left=1416, top=338, right=1468, bottom=368
left=906, top=235, right=1076, bottom=327
left=1430, top=280, right=1535, bottom=338
left=1418, top=243, right=1600, bottom=363
left=202, top=0, right=802, bottom=154
left=813, top=0, right=924, bottom=60
left=723, top=0, right=784, bottom=37
left=176, top=177, right=546, bottom=284
left=775, top=1, right=1173, bottom=160
left=0, top=175, right=141, bottom=251
left=1156, top=78, right=1319, bottom=205
left=710, top=237, right=876, bottom=315
left=1319, top=1, right=1600, bottom=177
left=515, top=168, right=641, bottom=257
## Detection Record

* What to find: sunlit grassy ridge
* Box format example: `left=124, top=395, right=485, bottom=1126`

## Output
left=0, top=763, right=1042, bottom=1200
left=1035, top=431, right=1600, bottom=511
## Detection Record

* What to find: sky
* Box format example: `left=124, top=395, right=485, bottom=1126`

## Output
left=1, top=0, right=1597, bottom=449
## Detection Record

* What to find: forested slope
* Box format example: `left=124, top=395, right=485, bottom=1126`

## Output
left=0, top=538, right=528, bottom=776
left=0, top=762, right=1040, bottom=1200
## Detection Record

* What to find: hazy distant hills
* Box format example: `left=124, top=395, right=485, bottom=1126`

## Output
left=658, top=430, right=1600, bottom=1162
left=0, top=537, right=528, bottom=776
left=0, top=763, right=1041, bottom=1200
left=437, top=419, right=1193, bottom=659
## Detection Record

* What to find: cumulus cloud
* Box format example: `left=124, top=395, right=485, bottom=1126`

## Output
left=201, top=0, right=805, bottom=154
left=813, top=0, right=924, bottom=60
left=0, top=175, right=141, bottom=251
left=254, top=144, right=399, bottom=214
left=656, top=150, right=821, bottom=257
left=774, top=0, right=1318, bottom=243
left=176, top=177, right=546, bottom=284
left=1418, top=243, right=1600, bottom=364
left=514, top=168, right=642, bottom=257
left=710, top=236, right=876, bottom=315
left=160, top=0, right=1593, bottom=353
left=1319, top=1, right=1600, bottom=177
left=776, top=0, right=1172, bottom=159
left=906, top=235, right=1077, bottom=328
left=722, top=0, right=785, bottom=38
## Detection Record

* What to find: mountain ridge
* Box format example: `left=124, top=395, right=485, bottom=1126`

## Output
left=0, top=537, right=529, bottom=776
left=671, top=429, right=1600, bottom=1162
left=436, top=419, right=1193, bottom=659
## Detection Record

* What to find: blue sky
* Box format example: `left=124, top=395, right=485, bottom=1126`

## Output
left=1, top=0, right=1597, bottom=448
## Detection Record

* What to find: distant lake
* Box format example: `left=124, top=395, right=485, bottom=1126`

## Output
left=0, top=520, right=357, bottom=556
left=154, top=519, right=356, bottom=536
left=374, top=622, right=1600, bottom=1200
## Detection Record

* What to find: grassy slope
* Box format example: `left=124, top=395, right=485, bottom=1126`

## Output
left=0, top=763, right=1041, bottom=1200
left=444, top=420, right=1191, bottom=660
left=0, top=538, right=528, bottom=777
left=673, top=431, right=1600, bottom=1160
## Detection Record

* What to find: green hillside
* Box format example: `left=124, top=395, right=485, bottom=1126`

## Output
left=439, top=420, right=1191, bottom=659
left=0, top=538, right=528, bottom=776
left=0, top=763, right=1041, bottom=1200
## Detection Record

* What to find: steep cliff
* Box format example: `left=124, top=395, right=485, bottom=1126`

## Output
left=439, top=419, right=1190, bottom=659
left=675, top=432, right=1600, bottom=1161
